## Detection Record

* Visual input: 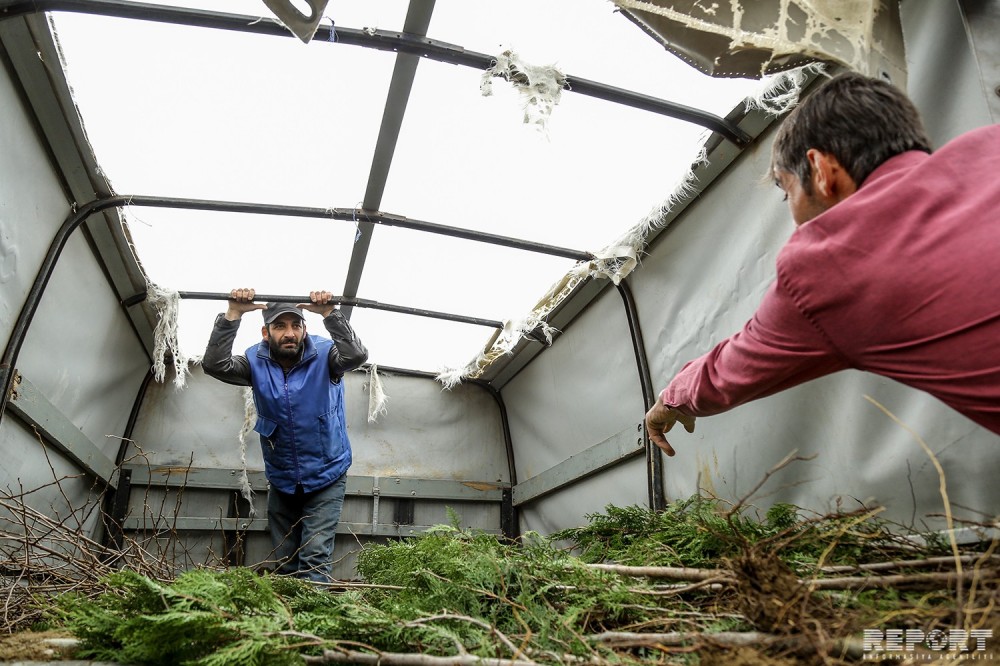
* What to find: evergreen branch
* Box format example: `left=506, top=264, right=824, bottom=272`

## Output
left=423, top=569, right=531, bottom=612
left=8, top=476, right=992, bottom=666
left=405, top=613, right=521, bottom=658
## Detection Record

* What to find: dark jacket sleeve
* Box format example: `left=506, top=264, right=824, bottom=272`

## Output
left=323, top=310, right=368, bottom=381
left=202, top=314, right=252, bottom=387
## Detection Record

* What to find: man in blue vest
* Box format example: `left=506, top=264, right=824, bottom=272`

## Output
left=203, top=287, right=368, bottom=582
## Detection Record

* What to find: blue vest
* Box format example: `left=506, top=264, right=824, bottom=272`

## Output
left=247, top=334, right=351, bottom=494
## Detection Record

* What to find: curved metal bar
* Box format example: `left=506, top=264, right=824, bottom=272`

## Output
left=0, top=196, right=127, bottom=420
left=616, top=280, right=665, bottom=512
left=0, top=0, right=752, bottom=146
left=352, top=363, right=516, bottom=488
left=118, top=367, right=154, bottom=464
left=0, top=192, right=583, bottom=422
left=100, top=366, right=153, bottom=550
left=474, top=381, right=519, bottom=539
left=176, top=291, right=504, bottom=329
left=564, top=75, right=751, bottom=145
left=355, top=363, right=519, bottom=538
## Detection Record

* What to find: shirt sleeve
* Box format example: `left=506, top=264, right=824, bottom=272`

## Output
left=202, top=314, right=252, bottom=386
left=659, top=280, right=850, bottom=417
left=323, top=310, right=369, bottom=381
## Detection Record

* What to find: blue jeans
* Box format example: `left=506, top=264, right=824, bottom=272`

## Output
left=267, top=474, right=346, bottom=583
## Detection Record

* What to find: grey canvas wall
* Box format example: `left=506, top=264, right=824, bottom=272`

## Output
left=504, top=280, right=648, bottom=534
left=0, top=17, right=150, bottom=547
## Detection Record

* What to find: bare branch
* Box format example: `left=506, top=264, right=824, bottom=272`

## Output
left=585, top=563, right=734, bottom=582
left=303, top=648, right=544, bottom=665
left=725, top=449, right=817, bottom=518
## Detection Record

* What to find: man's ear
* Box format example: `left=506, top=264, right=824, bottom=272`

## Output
left=806, top=149, right=858, bottom=202
left=261, top=325, right=269, bottom=340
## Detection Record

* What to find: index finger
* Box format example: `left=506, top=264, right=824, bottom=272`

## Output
left=649, top=432, right=676, bottom=457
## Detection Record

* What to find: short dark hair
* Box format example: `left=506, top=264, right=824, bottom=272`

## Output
left=770, top=72, right=932, bottom=193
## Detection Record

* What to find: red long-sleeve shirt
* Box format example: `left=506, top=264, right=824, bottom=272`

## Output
left=660, top=124, right=1000, bottom=434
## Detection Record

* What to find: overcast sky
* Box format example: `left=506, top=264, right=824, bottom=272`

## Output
left=51, top=0, right=763, bottom=374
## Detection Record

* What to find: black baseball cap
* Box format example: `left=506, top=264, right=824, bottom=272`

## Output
left=262, top=303, right=305, bottom=325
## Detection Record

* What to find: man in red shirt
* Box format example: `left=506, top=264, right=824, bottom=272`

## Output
left=646, top=71, right=1000, bottom=455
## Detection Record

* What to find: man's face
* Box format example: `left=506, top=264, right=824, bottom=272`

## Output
left=263, top=313, right=306, bottom=361
left=775, top=169, right=830, bottom=227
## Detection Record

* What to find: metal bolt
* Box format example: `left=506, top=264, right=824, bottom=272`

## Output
left=411, top=490, right=416, bottom=496
left=995, top=84, right=1000, bottom=98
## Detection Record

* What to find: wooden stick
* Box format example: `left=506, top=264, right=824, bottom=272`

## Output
left=588, top=562, right=998, bottom=591
left=303, top=649, right=544, bottom=665
left=631, top=579, right=730, bottom=595
left=804, top=568, right=998, bottom=591
left=590, top=630, right=786, bottom=648
left=820, top=554, right=999, bottom=574
left=585, top=563, right=734, bottom=582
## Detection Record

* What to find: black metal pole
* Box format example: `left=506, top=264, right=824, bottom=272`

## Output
left=175, top=291, right=504, bottom=329
left=616, top=280, right=665, bottom=512
left=564, top=75, right=751, bottom=145
left=467, top=381, right=519, bottom=540
left=113, top=195, right=593, bottom=261
left=99, top=367, right=153, bottom=550
left=0, top=0, right=752, bottom=146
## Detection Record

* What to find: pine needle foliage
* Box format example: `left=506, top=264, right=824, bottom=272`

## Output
left=551, top=496, right=931, bottom=572
left=54, top=524, right=721, bottom=664
left=354, top=524, right=678, bottom=658
left=58, top=567, right=301, bottom=665
left=49, top=496, right=979, bottom=665
left=551, top=498, right=774, bottom=567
